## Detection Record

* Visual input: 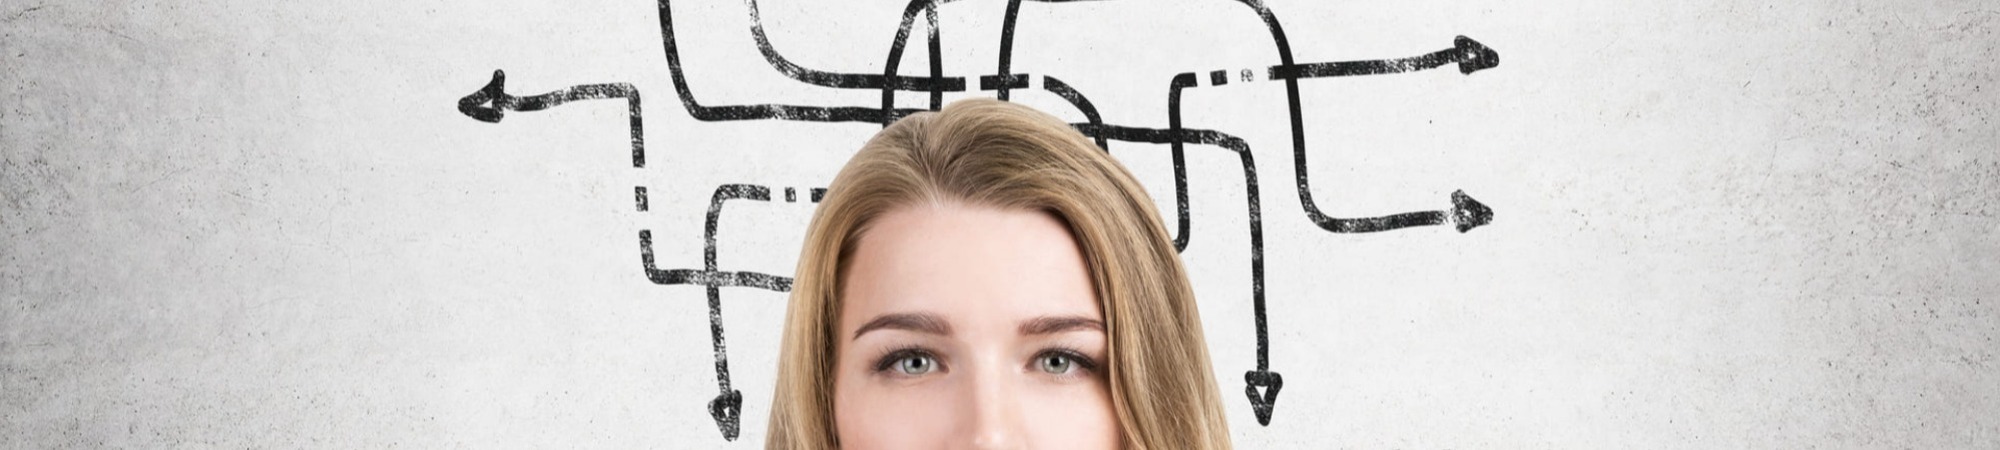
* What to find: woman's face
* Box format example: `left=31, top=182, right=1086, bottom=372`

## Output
left=833, top=202, right=1120, bottom=450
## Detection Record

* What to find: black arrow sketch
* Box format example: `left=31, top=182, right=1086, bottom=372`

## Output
left=1270, top=35, right=1500, bottom=80
left=660, top=1, right=932, bottom=124
left=1172, top=36, right=1499, bottom=237
left=1273, top=36, right=1498, bottom=235
left=450, top=0, right=1502, bottom=437
left=1072, top=123, right=1280, bottom=422
left=456, top=70, right=646, bottom=168
left=657, top=0, right=1505, bottom=428
left=1160, top=34, right=1501, bottom=427
left=638, top=184, right=804, bottom=441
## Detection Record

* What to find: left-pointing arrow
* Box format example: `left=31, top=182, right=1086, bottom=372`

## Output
left=455, top=70, right=648, bottom=168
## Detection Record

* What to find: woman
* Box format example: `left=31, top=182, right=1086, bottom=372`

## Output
left=767, top=98, right=1232, bottom=449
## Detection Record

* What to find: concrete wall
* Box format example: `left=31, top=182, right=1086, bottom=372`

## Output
left=4, top=0, right=1995, bottom=447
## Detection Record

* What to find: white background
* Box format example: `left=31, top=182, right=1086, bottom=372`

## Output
left=4, top=0, right=1996, bottom=447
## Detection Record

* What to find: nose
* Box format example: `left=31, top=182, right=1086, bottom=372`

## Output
left=961, top=366, right=1024, bottom=450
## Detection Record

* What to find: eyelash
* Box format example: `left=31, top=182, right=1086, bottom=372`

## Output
left=871, top=345, right=937, bottom=374
left=1037, top=345, right=1101, bottom=375
left=868, top=345, right=1101, bottom=377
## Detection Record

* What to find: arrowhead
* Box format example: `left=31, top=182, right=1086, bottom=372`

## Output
left=1454, top=36, right=1499, bottom=75
left=1244, top=370, right=1284, bottom=426
left=457, top=69, right=509, bottom=123
left=1451, top=190, right=1493, bottom=232
left=708, top=389, right=744, bottom=441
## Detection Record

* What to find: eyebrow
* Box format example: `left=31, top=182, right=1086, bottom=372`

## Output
left=850, top=313, right=1106, bottom=340
left=1018, top=315, right=1105, bottom=336
left=852, top=312, right=953, bottom=341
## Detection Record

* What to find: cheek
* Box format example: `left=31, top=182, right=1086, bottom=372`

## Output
left=833, top=373, right=958, bottom=449
left=1019, top=381, right=1122, bottom=449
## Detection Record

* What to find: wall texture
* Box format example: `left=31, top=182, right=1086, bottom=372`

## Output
left=3, top=0, right=1996, bottom=447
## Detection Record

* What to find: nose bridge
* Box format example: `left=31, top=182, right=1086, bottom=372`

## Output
left=963, top=352, right=1023, bottom=450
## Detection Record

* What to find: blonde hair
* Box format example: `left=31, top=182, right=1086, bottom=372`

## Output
left=765, top=98, right=1232, bottom=449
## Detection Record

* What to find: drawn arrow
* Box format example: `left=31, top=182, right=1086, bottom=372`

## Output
left=636, top=184, right=793, bottom=441
left=642, top=0, right=1503, bottom=431
left=456, top=70, right=647, bottom=168
left=1450, top=189, right=1495, bottom=232
left=1162, top=33, right=1503, bottom=426
left=1245, top=370, right=1283, bottom=426
left=1270, top=35, right=1499, bottom=80
left=1299, top=189, right=1495, bottom=234
left=1276, top=37, right=1501, bottom=235
left=1088, top=123, right=1290, bottom=426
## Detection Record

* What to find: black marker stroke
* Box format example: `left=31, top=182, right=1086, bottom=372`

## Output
left=658, top=1, right=925, bottom=124
left=995, top=0, right=1025, bottom=101
left=1040, top=76, right=1109, bottom=151
left=1209, top=3, right=1498, bottom=237
left=739, top=0, right=966, bottom=94
left=457, top=70, right=646, bottom=168
left=927, top=6, right=945, bottom=110
left=1070, top=122, right=1264, bottom=374
left=637, top=184, right=792, bottom=441
left=626, top=0, right=1506, bottom=431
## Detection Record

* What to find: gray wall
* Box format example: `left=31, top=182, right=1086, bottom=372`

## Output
left=4, top=0, right=1995, bottom=447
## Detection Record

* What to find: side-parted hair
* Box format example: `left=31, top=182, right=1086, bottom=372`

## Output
left=765, top=98, right=1232, bottom=450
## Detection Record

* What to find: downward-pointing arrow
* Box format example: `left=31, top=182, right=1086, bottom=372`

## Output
left=1245, top=370, right=1284, bottom=426
left=708, top=389, right=743, bottom=441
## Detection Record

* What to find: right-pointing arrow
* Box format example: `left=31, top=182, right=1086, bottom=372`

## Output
left=1451, top=189, right=1494, bottom=233
left=1300, top=190, right=1496, bottom=234
left=1454, top=36, right=1500, bottom=75
left=1271, top=35, right=1501, bottom=80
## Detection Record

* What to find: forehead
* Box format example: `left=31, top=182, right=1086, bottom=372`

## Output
left=840, top=203, right=1100, bottom=330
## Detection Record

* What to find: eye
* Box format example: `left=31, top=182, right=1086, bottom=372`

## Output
left=894, top=354, right=937, bottom=375
left=1033, top=348, right=1097, bottom=376
left=1037, top=353, right=1074, bottom=374
left=873, top=347, right=942, bottom=377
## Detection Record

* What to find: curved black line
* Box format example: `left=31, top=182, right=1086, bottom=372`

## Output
left=1248, top=36, right=1498, bottom=234
left=1164, top=73, right=1198, bottom=253
left=442, top=1, right=1510, bottom=437
left=633, top=184, right=790, bottom=441
left=877, top=0, right=1110, bottom=117
left=456, top=70, right=646, bottom=168
left=662, top=0, right=1118, bottom=127
left=876, top=0, right=977, bottom=117
left=1220, top=2, right=1497, bottom=235
left=1196, top=1, right=1294, bottom=426
left=645, top=1, right=1500, bottom=428
left=1039, top=76, right=1108, bottom=151
left=996, top=0, right=1025, bottom=100
left=657, top=1, right=926, bottom=124
left=740, top=0, right=965, bottom=93
left=927, top=6, right=945, bottom=110
left=1073, top=122, right=1264, bottom=372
